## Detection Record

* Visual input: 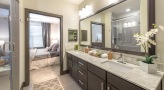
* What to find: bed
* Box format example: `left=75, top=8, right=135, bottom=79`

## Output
left=30, top=44, right=60, bottom=70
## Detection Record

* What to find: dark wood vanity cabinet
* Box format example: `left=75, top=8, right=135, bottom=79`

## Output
left=107, top=84, right=119, bottom=90
left=88, top=71, right=106, bottom=90
left=67, top=53, right=88, bottom=90
left=67, top=53, right=148, bottom=90
left=72, top=60, right=78, bottom=82
left=107, top=73, right=144, bottom=90
left=88, top=63, right=106, bottom=90
left=67, top=53, right=78, bottom=82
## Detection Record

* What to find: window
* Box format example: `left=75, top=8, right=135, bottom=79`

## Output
left=30, top=21, right=43, bottom=48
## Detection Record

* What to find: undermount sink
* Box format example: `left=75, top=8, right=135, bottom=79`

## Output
left=101, top=61, right=133, bottom=73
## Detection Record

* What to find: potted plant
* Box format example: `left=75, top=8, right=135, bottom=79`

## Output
left=74, top=44, right=78, bottom=50
left=134, top=24, right=164, bottom=74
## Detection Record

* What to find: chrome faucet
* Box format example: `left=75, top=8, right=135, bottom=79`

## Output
left=117, top=54, right=126, bottom=64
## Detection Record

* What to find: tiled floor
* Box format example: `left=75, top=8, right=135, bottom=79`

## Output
left=0, top=68, right=10, bottom=90
left=0, top=74, right=10, bottom=90
left=24, top=65, right=82, bottom=90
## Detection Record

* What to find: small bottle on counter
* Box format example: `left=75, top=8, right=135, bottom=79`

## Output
left=108, top=51, right=113, bottom=60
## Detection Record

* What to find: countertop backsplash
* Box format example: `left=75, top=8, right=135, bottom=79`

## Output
left=78, top=46, right=164, bottom=71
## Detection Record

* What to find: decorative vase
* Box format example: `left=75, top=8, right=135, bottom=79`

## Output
left=140, top=61, right=157, bottom=74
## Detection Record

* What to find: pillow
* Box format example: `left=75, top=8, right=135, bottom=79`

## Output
left=48, top=44, right=55, bottom=51
left=45, top=47, right=49, bottom=52
left=51, top=44, right=59, bottom=52
left=57, top=46, right=60, bottom=52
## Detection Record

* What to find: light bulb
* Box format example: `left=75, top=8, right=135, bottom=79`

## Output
left=126, top=8, right=131, bottom=12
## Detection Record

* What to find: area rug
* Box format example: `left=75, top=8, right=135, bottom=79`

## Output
left=33, top=78, right=63, bottom=90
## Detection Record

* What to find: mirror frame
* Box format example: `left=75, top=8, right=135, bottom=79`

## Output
left=79, top=0, right=155, bottom=56
left=91, top=21, right=105, bottom=47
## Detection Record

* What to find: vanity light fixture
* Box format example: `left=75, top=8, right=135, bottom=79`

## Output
left=79, top=5, right=92, bottom=19
left=124, top=23, right=128, bottom=27
left=124, top=21, right=137, bottom=28
left=126, top=8, right=131, bottom=12
left=132, top=21, right=136, bottom=26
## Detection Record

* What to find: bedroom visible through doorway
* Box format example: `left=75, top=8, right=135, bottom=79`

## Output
left=29, top=13, right=61, bottom=84
left=25, top=9, right=63, bottom=86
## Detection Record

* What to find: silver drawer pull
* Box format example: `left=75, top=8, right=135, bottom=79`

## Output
left=101, top=83, right=104, bottom=90
left=79, top=71, right=84, bottom=75
left=79, top=80, right=84, bottom=85
left=107, top=86, right=111, bottom=90
left=79, top=62, right=84, bottom=65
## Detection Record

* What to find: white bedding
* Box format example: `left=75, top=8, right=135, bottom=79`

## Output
left=30, top=57, right=60, bottom=70
left=30, top=48, right=51, bottom=61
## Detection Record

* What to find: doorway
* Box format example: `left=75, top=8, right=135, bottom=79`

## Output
left=25, top=9, right=63, bottom=86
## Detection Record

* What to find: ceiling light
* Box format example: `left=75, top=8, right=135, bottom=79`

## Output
left=126, top=8, right=131, bottom=12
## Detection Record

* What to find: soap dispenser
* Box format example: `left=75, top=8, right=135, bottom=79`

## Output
left=108, top=51, right=113, bottom=60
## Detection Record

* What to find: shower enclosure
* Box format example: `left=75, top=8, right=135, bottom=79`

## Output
left=111, top=13, right=140, bottom=52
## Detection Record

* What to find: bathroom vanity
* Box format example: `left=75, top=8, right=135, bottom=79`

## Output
left=67, top=51, right=163, bottom=90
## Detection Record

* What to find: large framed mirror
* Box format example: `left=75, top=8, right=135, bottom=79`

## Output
left=79, top=0, right=155, bottom=56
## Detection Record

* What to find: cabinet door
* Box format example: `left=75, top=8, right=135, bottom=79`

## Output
left=72, top=61, right=78, bottom=82
left=88, top=71, right=106, bottom=90
left=107, top=84, right=118, bottom=90
left=68, top=58, right=72, bottom=75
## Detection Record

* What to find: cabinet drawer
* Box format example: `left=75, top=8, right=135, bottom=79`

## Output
left=107, top=73, right=145, bottom=90
left=88, top=63, right=106, bottom=80
left=72, top=55, right=78, bottom=62
left=78, top=76, right=87, bottom=90
left=67, top=53, right=72, bottom=59
left=78, top=68, right=87, bottom=82
left=78, top=58, right=87, bottom=71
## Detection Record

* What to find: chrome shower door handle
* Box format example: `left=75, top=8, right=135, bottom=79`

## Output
left=3, top=42, right=15, bottom=52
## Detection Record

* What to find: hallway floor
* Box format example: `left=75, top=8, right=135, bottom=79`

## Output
left=24, top=65, right=82, bottom=90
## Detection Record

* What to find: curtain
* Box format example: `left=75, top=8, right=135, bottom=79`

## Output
left=42, top=23, right=51, bottom=48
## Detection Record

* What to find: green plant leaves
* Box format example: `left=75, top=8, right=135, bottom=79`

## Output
left=143, top=55, right=158, bottom=64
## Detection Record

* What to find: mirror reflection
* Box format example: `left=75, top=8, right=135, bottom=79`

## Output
left=80, top=0, right=148, bottom=52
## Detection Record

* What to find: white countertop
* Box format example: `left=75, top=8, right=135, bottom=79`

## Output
left=67, top=50, right=164, bottom=90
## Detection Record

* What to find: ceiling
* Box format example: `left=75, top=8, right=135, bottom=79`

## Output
left=65, top=0, right=84, bottom=5
left=29, top=13, right=60, bottom=24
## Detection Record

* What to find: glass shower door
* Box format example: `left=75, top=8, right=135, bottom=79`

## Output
left=0, top=0, right=20, bottom=90
left=0, top=0, right=11, bottom=90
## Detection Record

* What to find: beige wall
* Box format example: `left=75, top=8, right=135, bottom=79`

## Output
left=156, top=0, right=164, bottom=87
left=19, top=0, right=25, bottom=88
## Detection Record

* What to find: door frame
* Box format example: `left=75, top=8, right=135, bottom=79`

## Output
left=24, top=8, right=64, bottom=86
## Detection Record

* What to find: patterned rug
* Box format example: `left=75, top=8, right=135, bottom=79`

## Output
left=33, top=78, right=63, bottom=90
